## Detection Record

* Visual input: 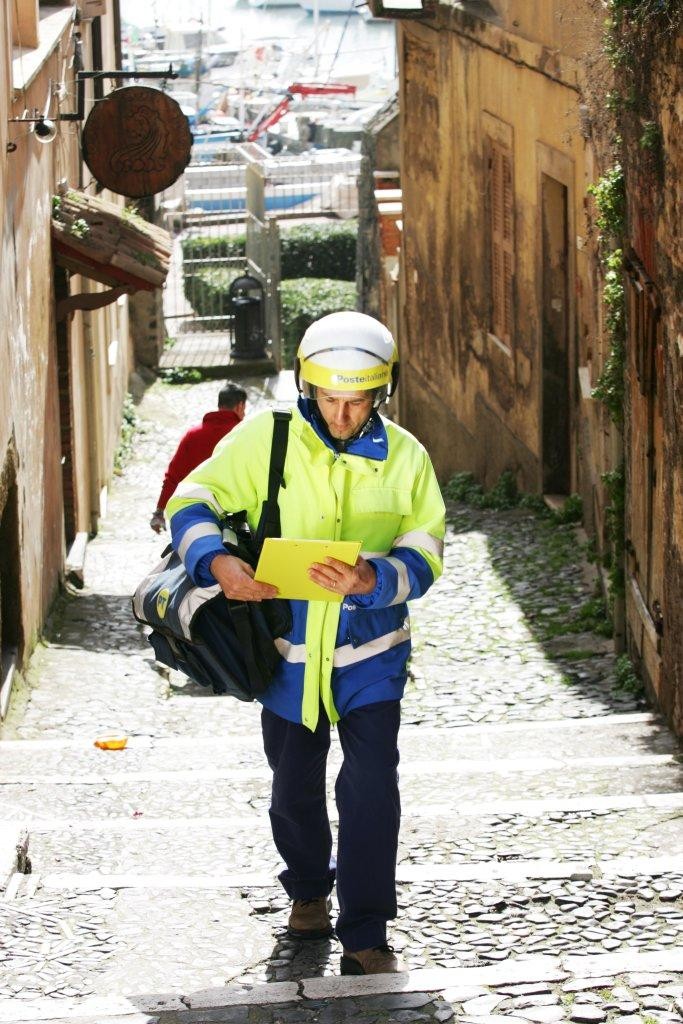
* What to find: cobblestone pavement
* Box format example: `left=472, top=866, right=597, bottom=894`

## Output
left=1, top=374, right=682, bottom=1024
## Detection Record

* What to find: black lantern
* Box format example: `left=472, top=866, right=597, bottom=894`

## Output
left=229, top=274, right=266, bottom=360
left=365, top=0, right=434, bottom=18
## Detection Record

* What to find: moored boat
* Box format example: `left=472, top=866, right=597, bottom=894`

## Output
left=297, top=0, right=359, bottom=13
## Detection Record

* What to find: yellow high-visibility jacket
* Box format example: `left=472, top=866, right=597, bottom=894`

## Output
left=167, top=402, right=445, bottom=730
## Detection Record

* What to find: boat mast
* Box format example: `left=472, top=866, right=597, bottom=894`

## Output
left=313, top=0, right=320, bottom=78
left=194, top=13, right=204, bottom=118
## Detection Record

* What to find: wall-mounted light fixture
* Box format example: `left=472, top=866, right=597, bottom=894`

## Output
left=7, top=67, right=178, bottom=154
left=6, top=109, right=58, bottom=152
left=365, top=0, right=434, bottom=19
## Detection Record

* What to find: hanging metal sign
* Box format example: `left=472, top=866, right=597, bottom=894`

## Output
left=82, top=86, right=192, bottom=198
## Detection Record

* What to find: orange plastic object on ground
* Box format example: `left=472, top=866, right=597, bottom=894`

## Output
left=94, top=735, right=128, bottom=750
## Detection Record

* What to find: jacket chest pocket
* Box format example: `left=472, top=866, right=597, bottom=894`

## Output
left=351, top=488, right=412, bottom=517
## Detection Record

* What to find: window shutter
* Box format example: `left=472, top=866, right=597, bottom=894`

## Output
left=489, top=140, right=515, bottom=346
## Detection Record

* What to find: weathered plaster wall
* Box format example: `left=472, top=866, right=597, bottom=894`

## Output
left=1, top=41, right=67, bottom=648
left=0, top=5, right=135, bottom=671
left=397, top=13, right=596, bottom=490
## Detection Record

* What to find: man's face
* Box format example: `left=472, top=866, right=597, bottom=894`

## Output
left=315, top=387, right=374, bottom=441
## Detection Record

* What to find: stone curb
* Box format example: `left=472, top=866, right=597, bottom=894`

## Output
left=0, top=950, right=682, bottom=1023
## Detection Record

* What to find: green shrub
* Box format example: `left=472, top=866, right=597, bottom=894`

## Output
left=280, top=221, right=357, bottom=281
left=181, top=221, right=358, bottom=300
left=443, top=471, right=583, bottom=522
left=443, top=470, right=519, bottom=510
left=442, top=472, right=484, bottom=503
left=181, top=234, right=246, bottom=263
left=183, top=265, right=245, bottom=318
left=478, top=470, right=519, bottom=510
left=280, top=278, right=357, bottom=368
left=613, top=652, right=643, bottom=695
left=553, top=493, right=583, bottom=524
left=159, top=367, right=203, bottom=384
left=575, top=595, right=613, bottom=637
left=114, top=393, right=138, bottom=474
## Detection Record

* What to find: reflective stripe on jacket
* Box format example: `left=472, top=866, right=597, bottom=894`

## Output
left=166, top=406, right=445, bottom=730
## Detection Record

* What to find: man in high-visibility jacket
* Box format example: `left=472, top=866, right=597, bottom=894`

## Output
left=167, top=312, right=445, bottom=975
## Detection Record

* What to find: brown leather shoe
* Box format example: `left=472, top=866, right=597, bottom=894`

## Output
left=340, top=944, right=401, bottom=975
left=287, top=897, right=333, bottom=939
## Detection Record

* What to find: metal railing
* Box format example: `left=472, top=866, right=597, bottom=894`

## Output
left=158, top=140, right=360, bottom=369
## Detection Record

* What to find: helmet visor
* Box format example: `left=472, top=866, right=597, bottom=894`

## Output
left=299, top=349, right=392, bottom=392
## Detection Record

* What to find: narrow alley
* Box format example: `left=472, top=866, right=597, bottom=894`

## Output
left=1, top=375, right=682, bottom=1024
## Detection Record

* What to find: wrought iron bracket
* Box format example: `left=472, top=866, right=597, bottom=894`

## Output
left=7, top=68, right=179, bottom=151
left=59, top=68, right=180, bottom=123
left=56, top=285, right=135, bottom=322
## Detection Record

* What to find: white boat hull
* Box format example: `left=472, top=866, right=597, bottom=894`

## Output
left=298, top=0, right=359, bottom=13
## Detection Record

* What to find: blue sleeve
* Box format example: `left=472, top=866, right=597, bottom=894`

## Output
left=348, top=549, right=434, bottom=609
left=170, top=504, right=225, bottom=586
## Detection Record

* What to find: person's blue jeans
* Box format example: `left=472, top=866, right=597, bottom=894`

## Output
left=261, top=700, right=401, bottom=952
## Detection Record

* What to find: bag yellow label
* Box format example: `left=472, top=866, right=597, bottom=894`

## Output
left=156, top=588, right=170, bottom=619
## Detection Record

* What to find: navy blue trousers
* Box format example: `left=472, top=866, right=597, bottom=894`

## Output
left=261, top=700, right=401, bottom=952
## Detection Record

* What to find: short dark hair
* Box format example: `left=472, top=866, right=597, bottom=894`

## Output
left=218, top=384, right=247, bottom=409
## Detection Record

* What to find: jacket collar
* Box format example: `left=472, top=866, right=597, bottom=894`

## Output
left=202, top=409, right=242, bottom=429
left=296, top=397, right=388, bottom=462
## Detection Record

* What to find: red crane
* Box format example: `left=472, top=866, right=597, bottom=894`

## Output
left=246, top=82, right=357, bottom=142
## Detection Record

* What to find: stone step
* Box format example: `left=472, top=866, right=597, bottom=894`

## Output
left=0, top=750, right=679, bottom=787
left=1, top=712, right=678, bottom=779
left=11, top=791, right=683, bottom=834
left=25, top=851, right=683, bottom=890
left=22, top=798, right=683, bottom=877
left=1, top=759, right=682, bottom=823
left=0, top=945, right=681, bottom=1023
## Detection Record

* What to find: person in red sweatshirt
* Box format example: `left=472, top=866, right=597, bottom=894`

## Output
left=149, top=383, right=247, bottom=533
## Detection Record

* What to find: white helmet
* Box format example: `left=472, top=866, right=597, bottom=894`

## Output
left=295, top=311, right=399, bottom=405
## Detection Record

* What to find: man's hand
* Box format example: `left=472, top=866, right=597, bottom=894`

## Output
left=210, top=553, right=279, bottom=602
left=308, top=555, right=376, bottom=597
left=150, top=511, right=166, bottom=533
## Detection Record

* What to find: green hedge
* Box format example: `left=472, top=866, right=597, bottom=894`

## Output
left=182, top=234, right=246, bottom=264
left=280, top=222, right=357, bottom=281
left=181, top=220, right=358, bottom=282
left=280, top=278, right=357, bottom=368
left=183, top=266, right=244, bottom=318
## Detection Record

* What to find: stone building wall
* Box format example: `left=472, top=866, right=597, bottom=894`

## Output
left=0, top=3, right=134, bottom=698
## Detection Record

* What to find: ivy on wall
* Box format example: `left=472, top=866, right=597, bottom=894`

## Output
left=584, top=0, right=682, bottom=612
left=587, top=165, right=626, bottom=428
left=587, top=166, right=626, bottom=605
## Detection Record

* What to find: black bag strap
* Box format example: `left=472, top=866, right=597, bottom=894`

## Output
left=230, top=601, right=268, bottom=694
left=254, top=410, right=291, bottom=551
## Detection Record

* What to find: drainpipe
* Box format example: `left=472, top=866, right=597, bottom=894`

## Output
left=81, top=281, right=101, bottom=535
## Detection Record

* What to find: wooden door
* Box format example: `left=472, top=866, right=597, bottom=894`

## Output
left=625, top=253, right=664, bottom=681
left=541, top=174, right=570, bottom=495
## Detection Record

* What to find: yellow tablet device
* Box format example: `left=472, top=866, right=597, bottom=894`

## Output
left=254, top=538, right=361, bottom=602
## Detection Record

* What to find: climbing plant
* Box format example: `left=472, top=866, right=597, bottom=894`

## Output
left=586, top=162, right=626, bottom=608
left=587, top=165, right=626, bottom=427
left=602, top=462, right=626, bottom=602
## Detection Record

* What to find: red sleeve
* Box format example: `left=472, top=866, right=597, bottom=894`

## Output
left=156, top=418, right=237, bottom=511
left=156, top=434, right=198, bottom=511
